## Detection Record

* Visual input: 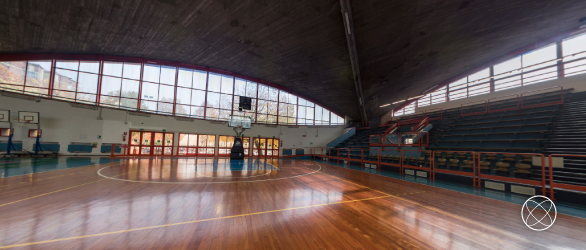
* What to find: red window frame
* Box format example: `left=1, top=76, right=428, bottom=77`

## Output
left=177, top=133, right=216, bottom=156
left=129, top=130, right=174, bottom=156
left=218, top=136, right=251, bottom=156
left=252, top=137, right=280, bottom=157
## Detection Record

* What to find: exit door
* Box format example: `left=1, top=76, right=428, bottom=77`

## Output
left=129, top=130, right=174, bottom=155
left=252, top=137, right=280, bottom=157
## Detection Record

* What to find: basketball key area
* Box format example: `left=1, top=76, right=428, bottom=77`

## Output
left=0, top=157, right=584, bottom=249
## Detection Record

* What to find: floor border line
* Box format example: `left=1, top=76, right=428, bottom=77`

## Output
left=0, top=194, right=394, bottom=249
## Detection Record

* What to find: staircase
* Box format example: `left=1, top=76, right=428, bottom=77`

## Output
left=542, top=91, right=586, bottom=186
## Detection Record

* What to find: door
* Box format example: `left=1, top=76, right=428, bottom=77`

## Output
left=129, top=130, right=174, bottom=156
left=153, top=132, right=174, bottom=155
left=252, top=137, right=280, bottom=157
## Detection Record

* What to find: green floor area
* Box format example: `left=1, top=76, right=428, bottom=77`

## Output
left=0, top=157, right=122, bottom=178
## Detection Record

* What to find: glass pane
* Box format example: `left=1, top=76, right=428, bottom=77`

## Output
left=158, top=102, right=174, bottom=114
left=246, top=81, right=257, bottom=98
left=267, top=115, right=277, bottom=124
left=468, top=68, right=490, bottom=82
left=258, top=84, right=268, bottom=100
left=198, top=135, right=207, bottom=147
left=159, top=84, right=174, bottom=102
left=235, top=78, right=246, bottom=96
left=123, top=63, right=141, bottom=80
left=103, top=62, right=123, bottom=77
left=26, top=61, right=51, bottom=88
left=220, top=94, right=232, bottom=109
left=191, top=106, right=205, bottom=118
left=100, top=96, right=120, bottom=107
left=219, top=136, right=227, bottom=147
left=219, top=109, right=231, bottom=120
left=208, top=73, right=221, bottom=92
left=267, top=101, right=278, bottom=115
left=279, top=90, right=288, bottom=103
left=188, top=134, right=198, bottom=146
left=160, top=66, right=176, bottom=86
left=77, top=72, right=98, bottom=94
left=142, top=82, right=159, bottom=101
left=101, top=76, right=122, bottom=96
left=79, top=61, right=100, bottom=74
left=121, top=79, right=140, bottom=98
left=278, top=103, right=287, bottom=116
left=206, top=92, right=220, bottom=108
left=206, top=108, right=219, bottom=119
left=0, top=61, right=26, bottom=90
left=131, top=132, right=141, bottom=145
left=141, top=101, right=157, bottom=111
left=176, top=87, right=191, bottom=105
left=54, top=69, right=78, bottom=91
left=268, top=87, right=278, bottom=101
left=56, top=61, right=79, bottom=71
left=154, top=133, right=164, bottom=145
left=191, top=89, right=206, bottom=106
left=143, top=64, right=160, bottom=83
left=221, top=75, right=233, bottom=94
left=53, top=90, right=75, bottom=100
left=120, top=98, right=138, bottom=109
left=176, top=104, right=190, bottom=115
left=178, top=68, right=193, bottom=88
left=25, top=87, right=48, bottom=96
left=193, top=70, right=207, bottom=90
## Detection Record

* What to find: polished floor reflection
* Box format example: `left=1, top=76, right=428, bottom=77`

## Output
left=0, top=157, right=585, bottom=249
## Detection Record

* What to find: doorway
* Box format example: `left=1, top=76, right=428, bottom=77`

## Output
left=129, top=130, right=174, bottom=156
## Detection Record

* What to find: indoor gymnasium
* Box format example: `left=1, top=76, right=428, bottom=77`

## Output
left=2, top=1, right=586, bottom=249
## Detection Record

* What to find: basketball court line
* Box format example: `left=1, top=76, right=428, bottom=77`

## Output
left=306, top=160, right=572, bottom=234
left=0, top=193, right=396, bottom=249
left=0, top=164, right=134, bottom=208
left=96, top=161, right=320, bottom=184
left=0, top=161, right=430, bottom=249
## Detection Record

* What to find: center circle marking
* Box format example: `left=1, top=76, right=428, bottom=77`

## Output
left=97, top=160, right=321, bottom=184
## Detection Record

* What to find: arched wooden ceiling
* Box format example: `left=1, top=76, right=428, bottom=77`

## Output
left=1, top=0, right=586, bottom=120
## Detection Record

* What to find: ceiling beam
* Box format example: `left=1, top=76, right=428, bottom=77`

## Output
left=339, top=0, right=368, bottom=123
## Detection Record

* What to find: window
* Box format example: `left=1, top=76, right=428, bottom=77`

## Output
left=0, top=58, right=343, bottom=126
left=178, top=133, right=198, bottom=156
left=417, top=94, right=431, bottom=107
left=218, top=136, right=235, bottom=156
left=198, top=134, right=216, bottom=155
left=100, top=62, right=141, bottom=109
left=252, top=138, right=279, bottom=157
left=431, top=86, right=446, bottom=105
left=563, top=33, right=586, bottom=76
left=467, top=68, right=490, bottom=97
left=25, top=61, right=52, bottom=96
left=494, top=56, right=522, bottom=91
left=522, top=44, right=557, bottom=85
left=448, top=78, right=467, bottom=101
left=53, top=60, right=100, bottom=103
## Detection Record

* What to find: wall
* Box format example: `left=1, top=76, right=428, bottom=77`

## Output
left=0, top=97, right=347, bottom=156
left=412, top=72, right=586, bottom=114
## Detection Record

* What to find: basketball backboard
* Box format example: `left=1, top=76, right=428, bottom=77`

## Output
left=229, top=114, right=252, bottom=129
left=0, top=110, right=9, bottom=122
left=18, top=111, right=40, bottom=124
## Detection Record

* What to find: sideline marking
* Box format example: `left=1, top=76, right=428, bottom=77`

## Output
left=0, top=164, right=133, bottom=208
left=0, top=194, right=393, bottom=249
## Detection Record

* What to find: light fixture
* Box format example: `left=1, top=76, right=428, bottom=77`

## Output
left=392, top=99, right=406, bottom=105
left=380, top=104, right=390, bottom=107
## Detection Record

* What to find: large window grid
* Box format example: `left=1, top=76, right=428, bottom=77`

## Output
left=177, top=133, right=216, bottom=156
left=0, top=57, right=344, bottom=126
left=393, top=33, right=586, bottom=117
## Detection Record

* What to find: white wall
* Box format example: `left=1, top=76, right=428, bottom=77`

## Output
left=1, top=97, right=347, bottom=155
left=412, top=72, right=586, bottom=114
